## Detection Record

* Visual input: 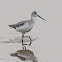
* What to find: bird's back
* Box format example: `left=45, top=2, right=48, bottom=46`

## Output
left=8, top=21, right=27, bottom=29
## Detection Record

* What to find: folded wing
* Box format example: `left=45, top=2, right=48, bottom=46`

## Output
left=8, top=21, right=27, bottom=29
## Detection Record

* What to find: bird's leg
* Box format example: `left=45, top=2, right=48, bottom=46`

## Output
left=24, top=36, right=32, bottom=46
left=23, top=45, right=26, bottom=50
left=22, top=33, right=27, bottom=50
left=22, top=33, right=24, bottom=50
left=29, top=36, right=32, bottom=46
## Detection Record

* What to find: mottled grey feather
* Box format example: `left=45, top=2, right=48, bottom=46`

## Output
left=8, top=21, right=27, bottom=29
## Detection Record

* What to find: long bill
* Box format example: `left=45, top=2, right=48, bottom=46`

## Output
left=37, top=14, right=46, bottom=21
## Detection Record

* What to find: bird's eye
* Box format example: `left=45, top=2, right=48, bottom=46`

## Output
left=34, top=13, right=36, bottom=14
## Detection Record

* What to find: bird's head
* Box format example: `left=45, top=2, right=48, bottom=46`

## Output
left=31, top=11, right=46, bottom=21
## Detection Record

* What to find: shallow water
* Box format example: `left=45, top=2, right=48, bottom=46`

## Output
left=0, top=0, right=62, bottom=62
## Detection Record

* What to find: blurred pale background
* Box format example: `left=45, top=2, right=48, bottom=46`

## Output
left=0, top=0, right=62, bottom=62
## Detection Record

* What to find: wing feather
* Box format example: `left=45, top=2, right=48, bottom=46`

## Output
left=8, top=21, right=27, bottom=29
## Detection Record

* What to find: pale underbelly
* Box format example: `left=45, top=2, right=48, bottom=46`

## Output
left=16, top=24, right=33, bottom=33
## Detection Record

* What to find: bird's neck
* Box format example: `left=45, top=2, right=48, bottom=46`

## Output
left=31, top=15, right=35, bottom=23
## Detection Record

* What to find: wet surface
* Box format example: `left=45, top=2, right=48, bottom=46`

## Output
left=0, top=37, right=38, bottom=43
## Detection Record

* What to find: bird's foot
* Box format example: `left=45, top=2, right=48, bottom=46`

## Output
left=23, top=44, right=28, bottom=45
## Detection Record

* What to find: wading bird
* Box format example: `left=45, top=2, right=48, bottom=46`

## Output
left=8, top=11, right=46, bottom=49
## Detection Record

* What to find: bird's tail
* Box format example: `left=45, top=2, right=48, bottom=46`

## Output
left=8, top=25, right=14, bottom=27
left=8, top=24, right=16, bottom=29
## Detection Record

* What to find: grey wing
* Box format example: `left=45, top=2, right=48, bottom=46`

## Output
left=8, top=21, right=27, bottom=29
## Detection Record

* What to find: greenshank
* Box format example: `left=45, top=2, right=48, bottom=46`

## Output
left=8, top=11, right=46, bottom=49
